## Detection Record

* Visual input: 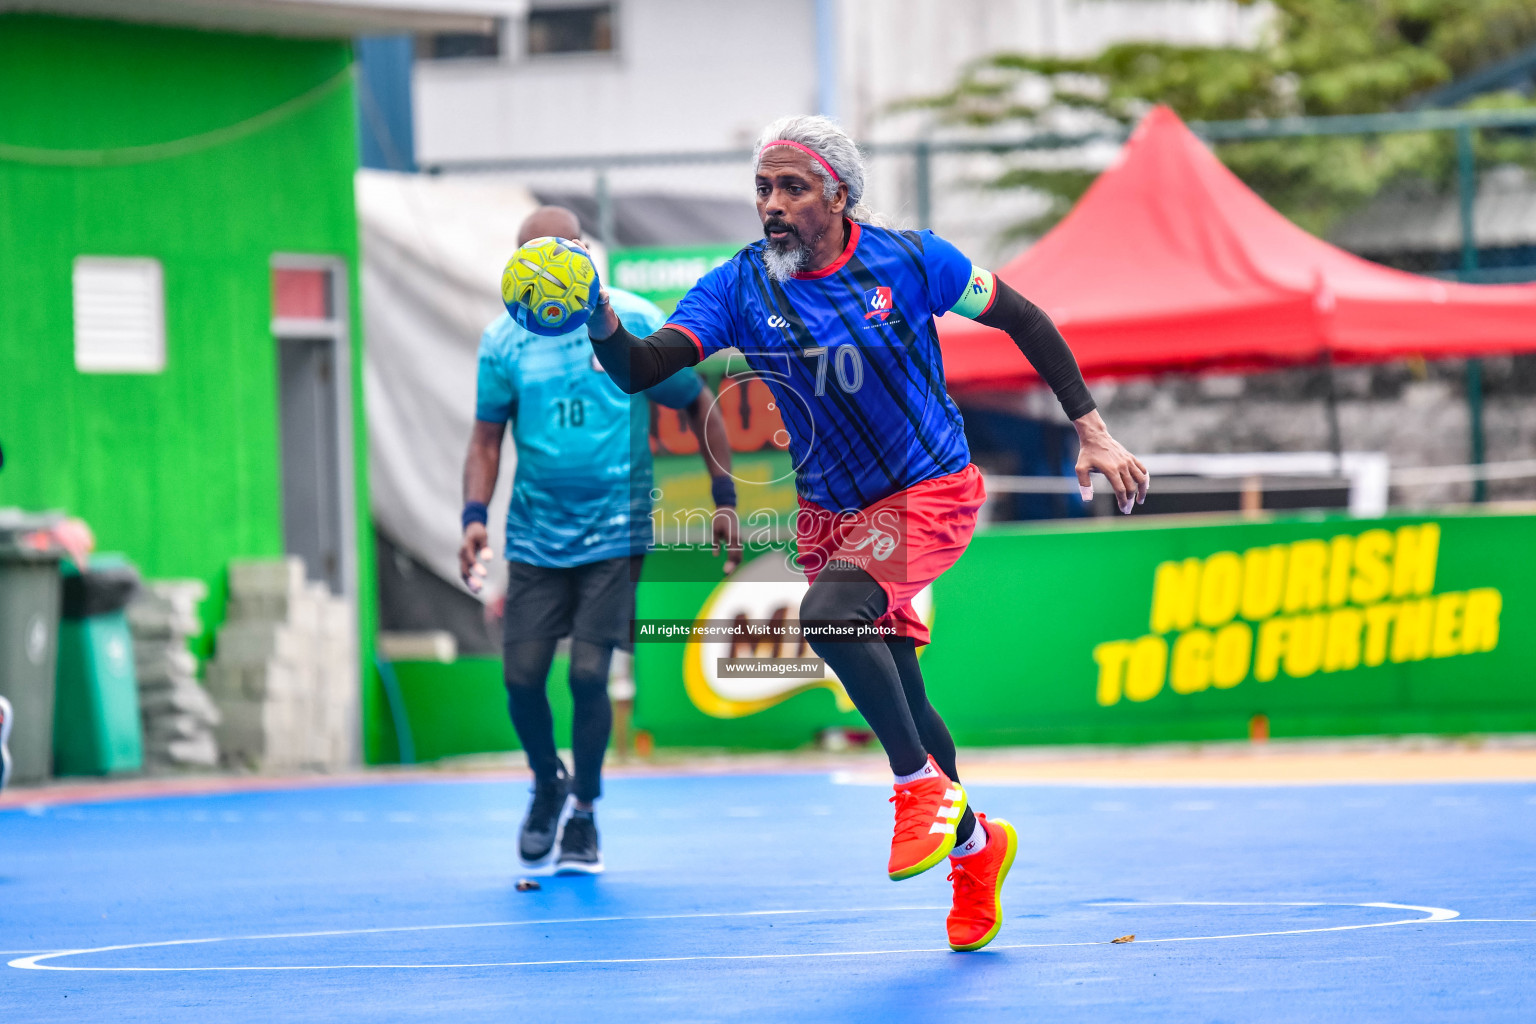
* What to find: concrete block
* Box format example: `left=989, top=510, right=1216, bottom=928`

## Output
left=228, top=558, right=305, bottom=600
left=216, top=621, right=310, bottom=665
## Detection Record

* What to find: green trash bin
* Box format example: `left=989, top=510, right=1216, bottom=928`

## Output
left=0, top=526, right=64, bottom=786
left=54, top=554, right=143, bottom=776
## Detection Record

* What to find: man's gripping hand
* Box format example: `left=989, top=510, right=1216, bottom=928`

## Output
left=459, top=521, right=493, bottom=592
left=560, top=239, right=621, bottom=341
left=1073, top=410, right=1150, bottom=515
left=713, top=506, right=743, bottom=575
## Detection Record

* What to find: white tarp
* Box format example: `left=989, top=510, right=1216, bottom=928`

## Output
left=358, top=169, right=608, bottom=598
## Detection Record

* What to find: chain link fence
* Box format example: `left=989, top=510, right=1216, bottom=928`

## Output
left=425, top=107, right=1536, bottom=516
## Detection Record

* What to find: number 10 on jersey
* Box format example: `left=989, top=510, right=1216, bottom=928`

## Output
left=554, top=397, right=586, bottom=427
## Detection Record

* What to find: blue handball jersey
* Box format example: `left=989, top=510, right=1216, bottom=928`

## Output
left=476, top=287, right=702, bottom=568
left=664, top=223, right=975, bottom=512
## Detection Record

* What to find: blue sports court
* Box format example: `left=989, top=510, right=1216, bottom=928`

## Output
left=4, top=769, right=1533, bottom=1022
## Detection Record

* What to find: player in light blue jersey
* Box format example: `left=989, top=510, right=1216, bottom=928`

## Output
left=459, top=207, right=741, bottom=875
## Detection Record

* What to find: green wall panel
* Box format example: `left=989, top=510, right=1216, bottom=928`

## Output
left=0, top=16, right=383, bottom=759
left=388, top=656, right=572, bottom=764
left=371, top=511, right=1534, bottom=761
left=631, top=509, right=1536, bottom=749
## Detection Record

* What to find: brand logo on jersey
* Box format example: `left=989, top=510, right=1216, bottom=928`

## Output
left=864, top=287, right=896, bottom=322
left=767, top=314, right=791, bottom=329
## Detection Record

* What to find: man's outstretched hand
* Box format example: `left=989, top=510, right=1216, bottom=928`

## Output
left=714, top=506, right=743, bottom=575
left=1073, top=409, right=1150, bottom=515
left=459, top=522, right=492, bottom=592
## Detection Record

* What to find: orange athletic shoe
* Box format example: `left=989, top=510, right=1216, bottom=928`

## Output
left=946, top=814, right=1018, bottom=951
left=887, top=757, right=967, bottom=880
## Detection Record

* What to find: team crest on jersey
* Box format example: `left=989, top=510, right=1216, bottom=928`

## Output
left=864, top=286, right=897, bottom=323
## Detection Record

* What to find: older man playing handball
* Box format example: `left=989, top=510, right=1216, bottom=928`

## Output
left=583, top=116, right=1147, bottom=950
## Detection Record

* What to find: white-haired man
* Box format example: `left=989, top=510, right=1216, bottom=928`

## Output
left=584, top=116, right=1148, bottom=950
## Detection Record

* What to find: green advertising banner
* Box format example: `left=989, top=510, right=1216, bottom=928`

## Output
left=633, top=509, right=1536, bottom=748
left=609, top=244, right=742, bottom=313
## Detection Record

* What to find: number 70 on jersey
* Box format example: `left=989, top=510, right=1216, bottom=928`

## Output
left=803, top=345, right=864, bottom=396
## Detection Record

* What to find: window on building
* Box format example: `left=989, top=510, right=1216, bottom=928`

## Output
left=527, top=4, right=614, bottom=55
left=272, top=267, right=334, bottom=321
left=417, top=24, right=501, bottom=60
left=73, top=257, right=165, bottom=373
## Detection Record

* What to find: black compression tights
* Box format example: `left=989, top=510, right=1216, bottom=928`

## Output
left=503, top=638, right=613, bottom=804
left=800, top=564, right=978, bottom=843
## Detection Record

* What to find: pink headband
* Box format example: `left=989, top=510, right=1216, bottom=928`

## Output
left=759, top=139, right=841, bottom=183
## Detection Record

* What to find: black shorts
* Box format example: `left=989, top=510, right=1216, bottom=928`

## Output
left=502, top=555, right=644, bottom=649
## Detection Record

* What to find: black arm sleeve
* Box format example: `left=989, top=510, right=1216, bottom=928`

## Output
left=590, top=323, right=701, bottom=394
left=974, top=279, right=1096, bottom=420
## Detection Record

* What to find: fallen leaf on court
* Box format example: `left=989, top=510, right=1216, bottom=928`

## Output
left=1111, top=934, right=1135, bottom=944
left=516, top=879, right=541, bottom=892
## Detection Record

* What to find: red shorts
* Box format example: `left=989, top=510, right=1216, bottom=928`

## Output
left=795, top=463, right=986, bottom=646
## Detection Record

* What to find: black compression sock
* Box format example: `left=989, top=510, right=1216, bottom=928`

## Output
left=955, top=807, right=979, bottom=845
left=800, top=565, right=927, bottom=776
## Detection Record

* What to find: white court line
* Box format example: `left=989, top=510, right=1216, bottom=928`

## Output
left=6, top=906, right=950, bottom=972
left=8, top=901, right=1459, bottom=972
left=830, top=772, right=1536, bottom=790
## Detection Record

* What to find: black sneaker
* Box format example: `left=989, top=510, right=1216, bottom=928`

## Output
left=555, top=809, right=603, bottom=875
left=518, top=771, right=571, bottom=872
left=0, top=695, right=11, bottom=793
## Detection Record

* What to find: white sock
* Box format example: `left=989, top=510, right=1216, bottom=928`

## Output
left=892, top=759, right=937, bottom=785
left=951, top=820, right=988, bottom=858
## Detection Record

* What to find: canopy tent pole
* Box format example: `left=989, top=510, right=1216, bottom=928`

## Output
left=1457, top=125, right=1488, bottom=503
left=1321, top=352, right=1343, bottom=473
left=595, top=170, right=616, bottom=253
left=913, top=140, right=932, bottom=230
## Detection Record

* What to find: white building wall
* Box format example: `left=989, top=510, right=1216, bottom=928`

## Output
left=414, top=0, right=1268, bottom=258
left=840, top=0, right=1268, bottom=139
left=414, top=0, right=818, bottom=164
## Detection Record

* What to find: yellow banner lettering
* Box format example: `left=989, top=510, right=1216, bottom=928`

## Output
left=1390, top=598, right=1434, bottom=662
left=1461, top=588, right=1502, bottom=653
left=1241, top=545, right=1287, bottom=620
left=1093, top=640, right=1131, bottom=706
left=1326, top=534, right=1353, bottom=607
left=1284, top=613, right=1326, bottom=678
left=1197, top=552, right=1242, bottom=627
left=1170, top=630, right=1213, bottom=694
left=1255, top=617, right=1290, bottom=682
left=1350, top=529, right=1393, bottom=605
left=1151, top=559, right=1201, bottom=633
left=1126, top=635, right=1169, bottom=702
left=1211, top=622, right=1253, bottom=688
left=1322, top=607, right=1363, bottom=672
left=1431, top=591, right=1466, bottom=658
left=1362, top=602, right=1397, bottom=667
left=1283, top=539, right=1328, bottom=613
left=1391, top=523, right=1440, bottom=598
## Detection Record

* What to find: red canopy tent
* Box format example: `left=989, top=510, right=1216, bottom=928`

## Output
left=938, top=106, right=1536, bottom=389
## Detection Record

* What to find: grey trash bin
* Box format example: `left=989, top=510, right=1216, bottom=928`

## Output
left=0, top=525, right=64, bottom=785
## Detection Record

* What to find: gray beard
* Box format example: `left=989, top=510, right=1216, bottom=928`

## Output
left=762, top=241, right=809, bottom=282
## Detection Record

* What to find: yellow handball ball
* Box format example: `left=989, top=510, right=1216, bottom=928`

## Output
left=500, top=235, right=599, bottom=337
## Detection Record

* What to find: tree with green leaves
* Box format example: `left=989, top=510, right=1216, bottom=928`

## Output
left=903, top=0, right=1536, bottom=239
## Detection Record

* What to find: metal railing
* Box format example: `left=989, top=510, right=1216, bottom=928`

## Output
left=986, top=458, right=1536, bottom=493
left=427, top=106, right=1536, bottom=504
left=424, top=106, right=1536, bottom=241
